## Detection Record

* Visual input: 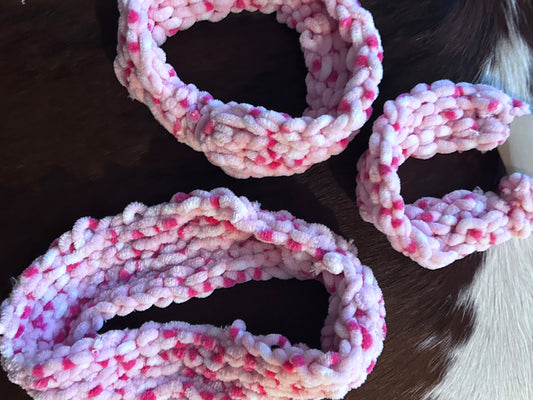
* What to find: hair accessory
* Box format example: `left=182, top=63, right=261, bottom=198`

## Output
left=114, top=0, right=383, bottom=178
left=0, top=188, right=385, bottom=399
left=356, top=80, right=532, bottom=269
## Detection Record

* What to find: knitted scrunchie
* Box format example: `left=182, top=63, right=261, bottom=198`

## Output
left=0, top=188, right=385, bottom=400
left=114, top=0, right=383, bottom=178
left=356, top=80, right=533, bottom=269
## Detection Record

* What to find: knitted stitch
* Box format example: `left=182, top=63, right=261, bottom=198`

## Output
left=0, top=188, right=385, bottom=399
left=114, top=0, right=383, bottom=178
left=356, top=80, right=532, bottom=269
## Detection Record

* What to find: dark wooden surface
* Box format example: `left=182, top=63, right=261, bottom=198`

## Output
left=0, top=1, right=505, bottom=398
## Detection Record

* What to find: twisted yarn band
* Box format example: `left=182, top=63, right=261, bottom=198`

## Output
left=114, top=0, right=383, bottom=178
left=356, top=80, right=533, bottom=269
left=0, top=188, right=385, bottom=399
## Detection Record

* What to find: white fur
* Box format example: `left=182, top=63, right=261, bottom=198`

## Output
left=424, top=3, right=533, bottom=398
left=423, top=236, right=533, bottom=400
left=480, top=1, right=533, bottom=101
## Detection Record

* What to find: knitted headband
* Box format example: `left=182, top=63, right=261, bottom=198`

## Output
left=0, top=188, right=386, bottom=400
left=114, top=0, right=383, bottom=178
left=356, top=80, right=533, bottom=269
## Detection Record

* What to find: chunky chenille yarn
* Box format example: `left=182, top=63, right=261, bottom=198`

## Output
left=356, top=80, right=532, bottom=269
left=0, top=188, right=386, bottom=400
left=114, top=0, right=383, bottom=178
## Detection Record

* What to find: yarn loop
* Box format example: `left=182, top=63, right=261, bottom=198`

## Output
left=114, top=0, right=383, bottom=178
left=0, top=188, right=385, bottom=399
left=356, top=80, right=532, bottom=269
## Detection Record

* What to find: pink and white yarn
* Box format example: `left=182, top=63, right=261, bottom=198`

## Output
left=0, top=188, right=385, bottom=399
left=114, top=0, right=383, bottom=178
left=356, top=80, right=533, bottom=269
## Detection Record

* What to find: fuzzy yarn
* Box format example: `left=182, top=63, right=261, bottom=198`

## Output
left=356, top=80, right=533, bottom=269
left=0, top=188, right=386, bottom=400
left=114, top=0, right=383, bottom=178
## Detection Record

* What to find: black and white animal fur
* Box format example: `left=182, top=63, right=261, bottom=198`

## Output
left=364, top=1, right=533, bottom=398
left=425, top=2, right=533, bottom=399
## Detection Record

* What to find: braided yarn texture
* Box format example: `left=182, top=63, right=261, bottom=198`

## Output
left=0, top=188, right=386, bottom=399
left=356, top=80, right=533, bottom=269
left=114, top=0, right=383, bottom=178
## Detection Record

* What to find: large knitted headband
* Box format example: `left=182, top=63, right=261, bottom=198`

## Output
left=114, top=0, right=383, bottom=178
left=0, top=188, right=386, bottom=400
left=356, top=80, right=533, bottom=269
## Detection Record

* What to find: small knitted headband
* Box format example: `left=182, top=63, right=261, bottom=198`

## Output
left=0, top=188, right=385, bottom=400
left=114, top=0, right=383, bottom=178
left=356, top=80, right=533, bottom=269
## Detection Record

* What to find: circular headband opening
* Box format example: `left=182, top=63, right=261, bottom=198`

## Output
left=98, top=278, right=329, bottom=349
left=143, top=0, right=379, bottom=119
left=65, top=230, right=334, bottom=347
left=161, top=12, right=309, bottom=117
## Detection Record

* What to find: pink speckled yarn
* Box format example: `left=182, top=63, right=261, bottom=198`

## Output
left=114, top=0, right=383, bottom=178
left=0, top=188, right=385, bottom=400
left=356, top=80, right=533, bottom=269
